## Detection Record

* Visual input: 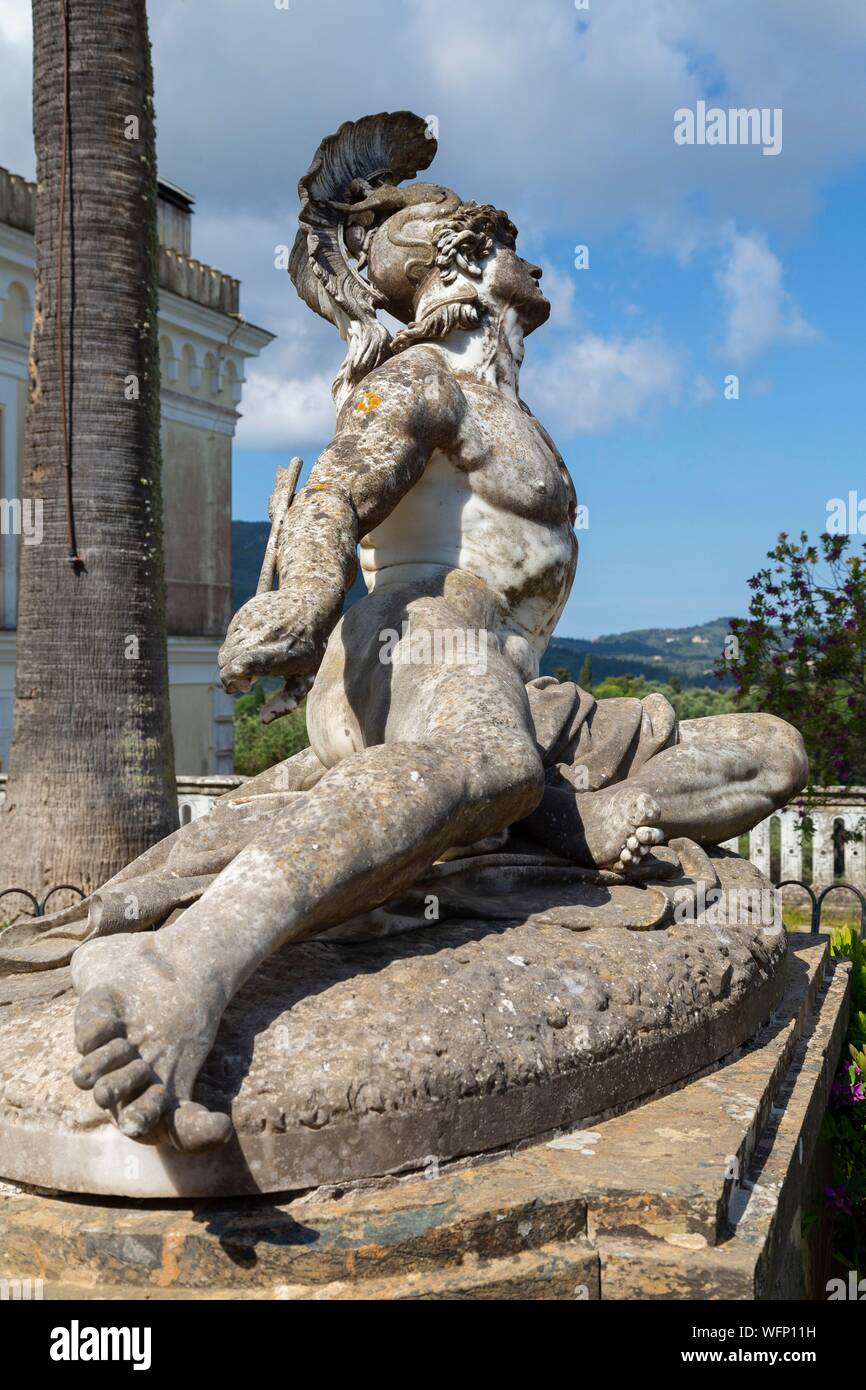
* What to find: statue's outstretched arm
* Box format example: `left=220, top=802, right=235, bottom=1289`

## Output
left=219, top=349, right=462, bottom=695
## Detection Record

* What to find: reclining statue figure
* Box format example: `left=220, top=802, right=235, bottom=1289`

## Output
left=3, top=113, right=807, bottom=1152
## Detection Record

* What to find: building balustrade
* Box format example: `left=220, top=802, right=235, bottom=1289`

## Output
left=719, top=785, right=866, bottom=891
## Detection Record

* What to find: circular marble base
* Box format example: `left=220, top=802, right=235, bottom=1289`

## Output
left=0, top=853, right=787, bottom=1198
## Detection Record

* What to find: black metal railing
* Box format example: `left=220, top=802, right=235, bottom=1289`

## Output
left=0, top=879, right=863, bottom=937
left=0, top=885, right=85, bottom=920
left=778, top=879, right=866, bottom=939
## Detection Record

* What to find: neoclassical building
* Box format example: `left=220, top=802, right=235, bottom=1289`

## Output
left=0, top=167, right=273, bottom=775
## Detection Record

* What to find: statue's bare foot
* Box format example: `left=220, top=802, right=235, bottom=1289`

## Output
left=70, top=933, right=232, bottom=1151
left=578, top=786, right=665, bottom=871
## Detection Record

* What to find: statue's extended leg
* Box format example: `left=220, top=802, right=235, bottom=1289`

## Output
left=163, top=746, right=327, bottom=878
left=521, top=711, right=807, bottom=863
left=69, top=623, right=544, bottom=1150
left=635, top=711, right=808, bottom=842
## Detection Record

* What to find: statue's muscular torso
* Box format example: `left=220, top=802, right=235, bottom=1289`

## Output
left=359, top=348, right=578, bottom=670
left=219, top=343, right=578, bottom=714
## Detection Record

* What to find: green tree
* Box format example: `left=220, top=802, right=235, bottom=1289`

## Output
left=591, top=674, right=739, bottom=722
left=592, top=674, right=647, bottom=700
left=673, top=686, right=737, bottom=720
left=578, top=654, right=593, bottom=690
left=233, top=685, right=310, bottom=776
left=722, top=531, right=866, bottom=785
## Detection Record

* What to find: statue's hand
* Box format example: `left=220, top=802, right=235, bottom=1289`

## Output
left=259, top=676, right=315, bottom=722
left=218, top=589, right=337, bottom=695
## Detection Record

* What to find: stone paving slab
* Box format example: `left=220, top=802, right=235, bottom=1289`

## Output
left=0, top=1144, right=588, bottom=1292
left=38, top=1237, right=601, bottom=1301
left=593, top=942, right=849, bottom=1299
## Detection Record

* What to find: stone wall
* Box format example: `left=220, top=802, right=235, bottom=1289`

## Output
left=162, top=419, right=232, bottom=638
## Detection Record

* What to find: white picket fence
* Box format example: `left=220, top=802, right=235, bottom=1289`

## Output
left=720, top=786, right=866, bottom=891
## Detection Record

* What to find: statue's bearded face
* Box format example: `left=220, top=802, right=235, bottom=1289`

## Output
left=483, top=244, right=550, bottom=334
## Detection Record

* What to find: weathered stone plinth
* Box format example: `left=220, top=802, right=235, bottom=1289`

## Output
left=0, top=852, right=787, bottom=1199
left=0, top=937, right=847, bottom=1299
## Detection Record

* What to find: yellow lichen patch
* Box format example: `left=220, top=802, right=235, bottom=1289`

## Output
left=155, top=1229, right=187, bottom=1287
left=355, top=390, right=382, bottom=414
left=663, top=1231, right=709, bottom=1250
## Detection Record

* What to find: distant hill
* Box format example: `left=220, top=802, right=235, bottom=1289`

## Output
left=540, top=619, right=734, bottom=688
left=232, top=521, right=270, bottom=614
left=231, top=522, right=733, bottom=686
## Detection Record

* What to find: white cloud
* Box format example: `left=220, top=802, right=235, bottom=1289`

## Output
left=522, top=332, right=680, bottom=434
left=539, top=262, right=578, bottom=328
left=404, top=0, right=866, bottom=247
left=0, top=0, right=849, bottom=453
left=0, top=0, right=33, bottom=179
left=0, top=0, right=30, bottom=47
left=694, top=373, right=716, bottom=402
left=716, top=227, right=819, bottom=362
left=5, top=0, right=866, bottom=242
left=235, top=368, right=336, bottom=449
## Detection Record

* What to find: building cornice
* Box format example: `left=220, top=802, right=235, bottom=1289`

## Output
left=166, top=635, right=222, bottom=660
left=0, top=339, right=27, bottom=378
left=0, top=169, right=275, bottom=350
left=0, top=222, right=35, bottom=272
left=160, top=389, right=239, bottom=436
left=0, top=168, right=35, bottom=234
left=158, top=290, right=274, bottom=355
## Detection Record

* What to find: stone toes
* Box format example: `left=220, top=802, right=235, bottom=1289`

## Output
left=74, top=989, right=125, bottom=1053
left=619, top=847, right=634, bottom=864
left=93, top=1059, right=153, bottom=1110
left=169, top=1101, right=233, bottom=1153
left=72, top=1038, right=137, bottom=1090
left=635, top=795, right=660, bottom=824
left=636, top=825, right=665, bottom=845
left=118, top=1084, right=169, bottom=1140
left=627, top=835, right=639, bottom=851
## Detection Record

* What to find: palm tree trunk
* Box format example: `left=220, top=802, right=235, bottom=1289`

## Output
left=0, top=0, right=177, bottom=893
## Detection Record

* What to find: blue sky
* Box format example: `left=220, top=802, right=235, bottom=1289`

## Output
left=2, top=0, right=864, bottom=637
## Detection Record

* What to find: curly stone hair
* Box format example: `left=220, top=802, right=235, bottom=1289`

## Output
left=435, top=203, right=517, bottom=282
left=390, top=201, right=517, bottom=355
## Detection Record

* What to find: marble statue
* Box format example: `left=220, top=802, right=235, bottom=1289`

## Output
left=0, top=114, right=807, bottom=1176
